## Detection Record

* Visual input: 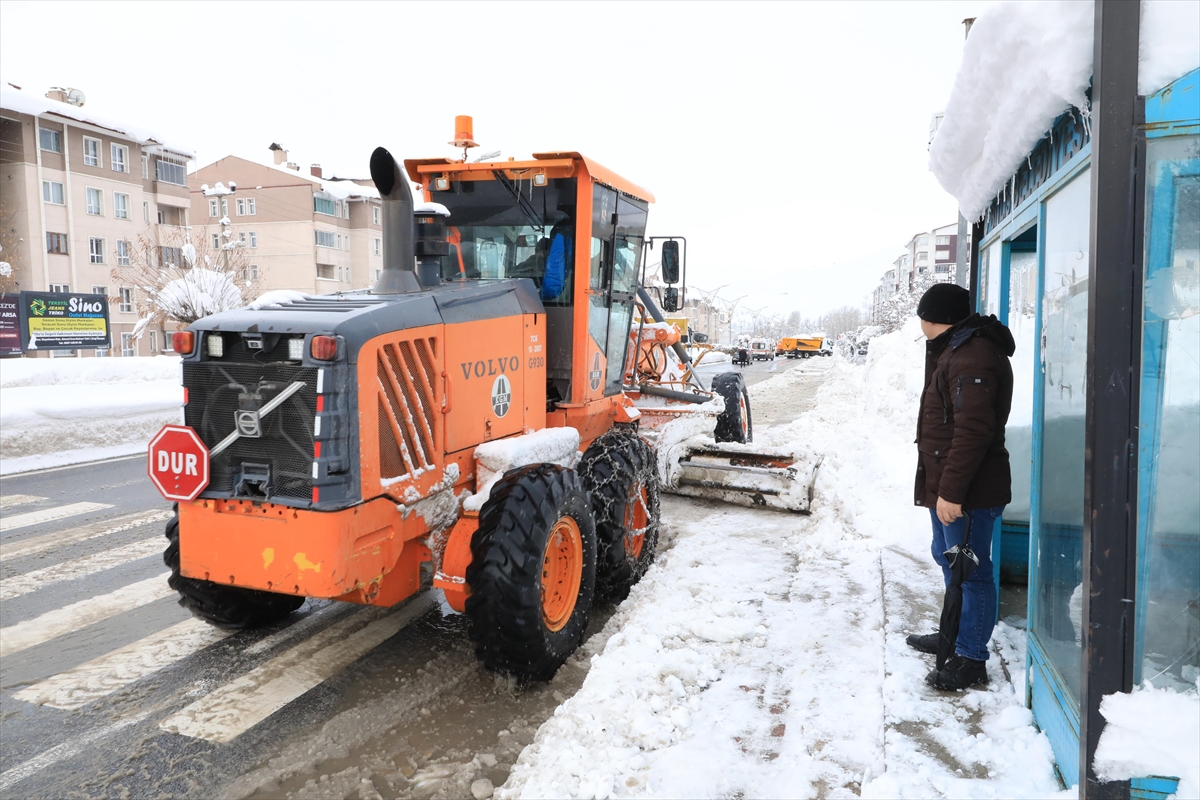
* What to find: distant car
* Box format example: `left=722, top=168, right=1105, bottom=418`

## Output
left=733, top=347, right=751, bottom=366
left=857, top=341, right=870, bottom=356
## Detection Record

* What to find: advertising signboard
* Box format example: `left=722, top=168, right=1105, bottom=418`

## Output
left=0, top=295, right=20, bottom=357
left=18, top=291, right=111, bottom=351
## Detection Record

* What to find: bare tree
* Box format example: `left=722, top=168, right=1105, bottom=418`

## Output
left=818, top=304, right=867, bottom=338
left=0, top=190, right=22, bottom=296
left=873, top=271, right=942, bottom=333
left=113, top=222, right=260, bottom=337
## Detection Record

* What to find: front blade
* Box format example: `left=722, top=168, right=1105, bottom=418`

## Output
left=668, top=445, right=821, bottom=513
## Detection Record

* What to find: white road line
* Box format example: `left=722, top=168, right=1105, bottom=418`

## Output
left=0, top=502, right=114, bottom=533
left=242, top=602, right=343, bottom=657
left=0, top=494, right=45, bottom=512
left=2, top=536, right=166, bottom=601
left=0, top=712, right=149, bottom=795
left=0, top=573, right=175, bottom=658
left=160, top=593, right=437, bottom=743
left=0, top=509, right=171, bottom=563
left=13, top=618, right=232, bottom=710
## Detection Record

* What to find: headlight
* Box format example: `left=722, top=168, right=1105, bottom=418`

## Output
left=206, top=333, right=224, bottom=358
left=288, top=337, right=305, bottom=360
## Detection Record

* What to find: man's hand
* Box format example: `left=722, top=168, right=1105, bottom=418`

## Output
left=936, top=497, right=963, bottom=526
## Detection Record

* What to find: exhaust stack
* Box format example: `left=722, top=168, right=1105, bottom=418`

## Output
left=369, top=146, right=420, bottom=294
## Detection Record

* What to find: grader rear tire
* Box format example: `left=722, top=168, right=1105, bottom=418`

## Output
left=578, top=430, right=661, bottom=603
left=164, top=512, right=304, bottom=630
left=465, top=464, right=597, bottom=681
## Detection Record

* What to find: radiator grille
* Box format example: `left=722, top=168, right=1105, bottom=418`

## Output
left=376, top=338, right=438, bottom=481
left=183, top=362, right=318, bottom=502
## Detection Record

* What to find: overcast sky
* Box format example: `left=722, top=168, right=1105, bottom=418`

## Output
left=1, top=0, right=985, bottom=321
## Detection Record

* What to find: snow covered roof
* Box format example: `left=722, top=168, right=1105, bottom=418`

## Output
left=204, top=154, right=381, bottom=201
left=0, top=82, right=195, bottom=160
left=928, top=0, right=1200, bottom=221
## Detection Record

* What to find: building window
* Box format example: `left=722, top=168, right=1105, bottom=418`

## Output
left=212, top=233, right=220, bottom=249
left=42, top=180, right=64, bottom=204
left=935, top=264, right=950, bottom=273
left=246, top=198, right=255, bottom=215
left=143, top=201, right=150, bottom=222
left=91, top=284, right=108, bottom=298
left=236, top=198, right=245, bottom=216
left=94, top=348, right=108, bottom=357
left=314, top=196, right=336, bottom=216
left=83, top=136, right=102, bottom=167
left=114, top=192, right=130, bottom=220
left=159, top=246, right=183, bottom=267
left=336, top=233, right=342, bottom=250
left=50, top=283, right=69, bottom=292
left=248, top=231, right=257, bottom=248
left=935, top=248, right=951, bottom=261
left=155, top=159, right=187, bottom=186
left=209, top=199, right=219, bottom=217
left=141, top=153, right=149, bottom=179
left=121, top=332, right=135, bottom=357
left=111, top=144, right=128, bottom=173
left=375, top=268, right=382, bottom=282
left=86, top=187, right=103, bottom=216
left=118, top=287, right=134, bottom=313
left=373, top=206, right=380, bottom=225
left=374, top=237, right=381, bottom=256
left=917, top=235, right=929, bottom=247
left=89, top=237, right=105, bottom=264
left=235, top=197, right=256, bottom=216
left=39, top=127, right=62, bottom=153
left=116, top=240, right=131, bottom=266
left=163, top=331, right=173, bottom=352
left=46, top=232, right=68, bottom=254
left=345, top=266, right=350, bottom=282
left=149, top=331, right=157, bottom=352
left=315, top=229, right=337, bottom=248
left=238, top=232, right=246, bottom=246
left=249, top=264, right=259, bottom=280
left=157, top=209, right=165, bottom=224
left=936, top=235, right=951, bottom=246
left=916, top=251, right=928, bottom=263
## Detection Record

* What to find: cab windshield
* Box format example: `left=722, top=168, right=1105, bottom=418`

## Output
left=433, top=176, right=578, bottom=305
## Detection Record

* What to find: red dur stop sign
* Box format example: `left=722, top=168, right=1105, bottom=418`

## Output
left=148, top=425, right=210, bottom=501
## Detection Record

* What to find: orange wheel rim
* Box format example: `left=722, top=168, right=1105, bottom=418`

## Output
left=624, top=482, right=649, bottom=559
left=541, top=515, right=583, bottom=632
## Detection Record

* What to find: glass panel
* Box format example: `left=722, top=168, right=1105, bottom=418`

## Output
left=589, top=185, right=617, bottom=351
left=1033, top=168, right=1091, bottom=707
left=1006, top=248, right=1038, bottom=525
left=978, top=240, right=1003, bottom=316
left=1138, top=135, right=1200, bottom=691
left=604, top=197, right=647, bottom=393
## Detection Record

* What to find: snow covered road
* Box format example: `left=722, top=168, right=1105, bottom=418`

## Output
left=501, top=320, right=1067, bottom=799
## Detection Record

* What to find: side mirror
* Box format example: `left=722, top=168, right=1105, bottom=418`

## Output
left=661, top=240, right=680, bottom=284
left=663, top=287, right=679, bottom=312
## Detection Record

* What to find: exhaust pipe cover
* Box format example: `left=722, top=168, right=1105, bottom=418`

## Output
left=369, top=147, right=420, bottom=294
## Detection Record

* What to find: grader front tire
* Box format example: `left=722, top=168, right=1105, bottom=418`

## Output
left=464, top=464, right=598, bottom=682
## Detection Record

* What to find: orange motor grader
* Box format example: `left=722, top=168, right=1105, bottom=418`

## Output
left=156, top=122, right=803, bottom=680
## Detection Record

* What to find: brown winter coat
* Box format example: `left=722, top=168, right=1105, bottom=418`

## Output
left=914, top=313, right=1015, bottom=509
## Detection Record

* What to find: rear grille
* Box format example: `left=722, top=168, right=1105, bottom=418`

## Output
left=183, top=362, right=318, bottom=502
left=376, top=338, right=438, bottom=481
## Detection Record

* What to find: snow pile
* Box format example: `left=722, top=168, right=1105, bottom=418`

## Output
left=1093, top=682, right=1200, bottom=798
left=245, top=289, right=310, bottom=309
left=463, top=428, right=581, bottom=512
left=929, top=0, right=1199, bottom=221
left=0, top=357, right=182, bottom=474
left=154, top=268, right=243, bottom=321
left=499, top=318, right=1064, bottom=799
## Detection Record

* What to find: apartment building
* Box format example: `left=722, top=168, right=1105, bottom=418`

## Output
left=872, top=222, right=961, bottom=318
left=188, top=146, right=383, bottom=295
left=0, top=83, right=195, bottom=357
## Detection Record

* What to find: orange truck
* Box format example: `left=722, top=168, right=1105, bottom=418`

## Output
left=777, top=335, right=828, bottom=358
left=149, top=118, right=811, bottom=681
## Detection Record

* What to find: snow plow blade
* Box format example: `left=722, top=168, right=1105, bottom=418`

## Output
left=669, top=446, right=821, bottom=514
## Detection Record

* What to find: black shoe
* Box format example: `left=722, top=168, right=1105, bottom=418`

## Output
left=925, top=655, right=988, bottom=690
left=906, top=632, right=940, bottom=655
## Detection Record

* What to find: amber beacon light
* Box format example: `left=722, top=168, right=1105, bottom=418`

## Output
left=450, top=115, right=478, bottom=161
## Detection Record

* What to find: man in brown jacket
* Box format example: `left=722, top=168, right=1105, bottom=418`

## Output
left=905, top=283, right=1014, bottom=691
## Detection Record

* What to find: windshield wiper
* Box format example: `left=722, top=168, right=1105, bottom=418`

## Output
left=492, top=170, right=544, bottom=230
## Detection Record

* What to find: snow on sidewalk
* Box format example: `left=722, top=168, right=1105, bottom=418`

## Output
left=0, top=357, right=182, bottom=474
left=499, top=318, right=1066, bottom=799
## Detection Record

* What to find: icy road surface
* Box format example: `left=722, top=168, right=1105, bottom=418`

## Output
left=0, top=358, right=822, bottom=800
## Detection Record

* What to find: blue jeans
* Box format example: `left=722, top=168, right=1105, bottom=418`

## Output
left=929, top=506, right=1003, bottom=662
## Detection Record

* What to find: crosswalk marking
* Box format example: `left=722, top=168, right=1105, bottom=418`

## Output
left=0, top=711, right=149, bottom=794
left=0, top=502, right=114, bottom=533
left=13, top=618, right=232, bottom=710
left=0, top=494, right=45, bottom=512
left=1, top=536, right=164, bottom=601
left=0, top=509, right=172, bottom=563
left=242, top=602, right=342, bottom=657
left=160, top=592, right=437, bottom=743
left=0, top=573, right=174, bottom=658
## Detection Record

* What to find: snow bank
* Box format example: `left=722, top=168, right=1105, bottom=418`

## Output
left=929, top=0, right=1199, bottom=221
left=0, top=357, right=181, bottom=474
left=1094, top=682, right=1200, bottom=798
left=463, top=428, right=581, bottom=512
left=500, top=318, right=1063, bottom=799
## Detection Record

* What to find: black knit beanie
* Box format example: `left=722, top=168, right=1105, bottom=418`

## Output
left=917, top=283, right=971, bottom=325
